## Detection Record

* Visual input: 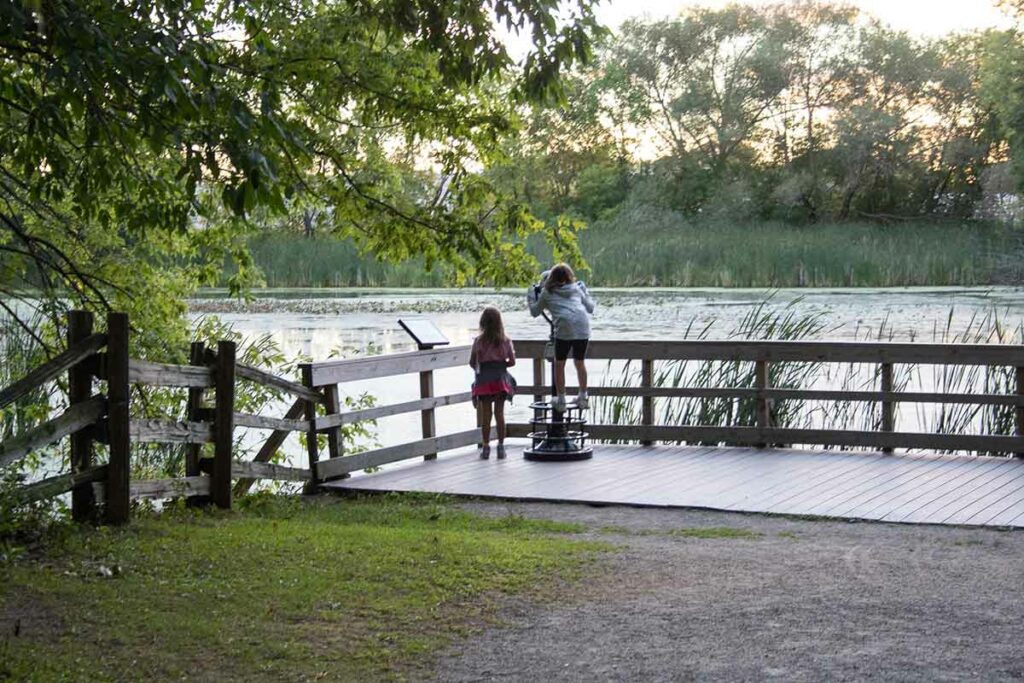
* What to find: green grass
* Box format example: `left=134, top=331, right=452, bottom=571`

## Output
left=240, top=220, right=1024, bottom=289
left=0, top=494, right=604, bottom=682
left=594, top=524, right=759, bottom=539
left=646, top=526, right=761, bottom=540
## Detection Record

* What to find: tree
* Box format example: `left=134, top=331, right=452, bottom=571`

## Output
left=981, top=5, right=1024, bottom=192
left=606, top=6, right=793, bottom=210
left=766, top=1, right=860, bottom=220
left=489, top=72, right=625, bottom=222
left=0, top=0, right=604, bottom=346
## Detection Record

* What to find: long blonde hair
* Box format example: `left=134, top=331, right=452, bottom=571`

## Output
left=478, top=306, right=507, bottom=347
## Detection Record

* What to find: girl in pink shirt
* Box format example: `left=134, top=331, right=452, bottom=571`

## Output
left=470, top=306, right=517, bottom=458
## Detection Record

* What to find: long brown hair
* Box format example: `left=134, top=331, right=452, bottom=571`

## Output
left=478, top=306, right=507, bottom=347
left=546, top=263, right=576, bottom=290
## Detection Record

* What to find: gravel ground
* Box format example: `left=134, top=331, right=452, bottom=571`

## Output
left=434, top=502, right=1024, bottom=682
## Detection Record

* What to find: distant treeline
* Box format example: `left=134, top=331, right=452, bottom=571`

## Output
left=494, top=3, right=1024, bottom=229
left=239, top=3, right=1024, bottom=288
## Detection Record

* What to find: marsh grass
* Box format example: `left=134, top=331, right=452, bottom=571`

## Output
left=596, top=304, right=1024, bottom=455
left=0, top=494, right=604, bottom=682
left=576, top=220, right=1024, bottom=288
left=241, top=221, right=1024, bottom=289
left=238, top=234, right=448, bottom=287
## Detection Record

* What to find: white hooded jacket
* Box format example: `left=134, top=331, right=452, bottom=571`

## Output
left=528, top=279, right=596, bottom=339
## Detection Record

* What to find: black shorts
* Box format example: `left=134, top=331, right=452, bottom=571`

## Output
left=554, top=338, right=589, bottom=361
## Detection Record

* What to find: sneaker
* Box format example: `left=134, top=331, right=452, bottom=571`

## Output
left=576, top=391, right=589, bottom=410
left=496, top=444, right=506, bottom=459
left=480, top=445, right=491, bottom=459
left=551, top=395, right=566, bottom=413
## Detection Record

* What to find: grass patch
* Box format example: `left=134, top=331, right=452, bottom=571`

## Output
left=0, top=493, right=606, bottom=682
left=777, top=531, right=800, bottom=540
left=659, top=526, right=761, bottom=539
left=594, top=525, right=760, bottom=539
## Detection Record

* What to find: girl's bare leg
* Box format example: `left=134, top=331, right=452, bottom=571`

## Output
left=495, top=399, right=506, bottom=444
left=574, top=359, right=588, bottom=393
left=480, top=399, right=493, bottom=444
left=554, top=360, right=567, bottom=396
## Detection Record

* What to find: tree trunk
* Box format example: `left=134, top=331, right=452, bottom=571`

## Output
left=303, top=210, right=315, bottom=239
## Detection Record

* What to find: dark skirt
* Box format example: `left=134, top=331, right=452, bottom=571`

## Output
left=472, top=361, right=516, bottom=405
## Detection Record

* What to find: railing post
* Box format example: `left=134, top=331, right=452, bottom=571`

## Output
left=641, top=359, right=654, bottom=446
left=323, top=383, right=344, bottom=464
left=755, top=359, right=770, bottom=448
left=300, top=364, right=321, bottom=490
left=532, top=357, right=545, bottom=415
left=185, top=342, right=206, bottom=480
left=104, top=312, right=130, bottom=525
left=1016, top=366, right=1024, bottom=459
left=420, top=369, right=436, bottom=460
left=68, top=310, right=96, bottom=523
left=211, top=340, right=235, bottom=509
left=881, top=362, right=894, bottom=454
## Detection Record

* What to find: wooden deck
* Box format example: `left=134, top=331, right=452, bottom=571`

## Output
left=321, top=444, right=1024, bottom=528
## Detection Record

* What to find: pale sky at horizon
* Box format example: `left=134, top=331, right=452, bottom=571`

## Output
left=590, top=0, right=1014, bottom=36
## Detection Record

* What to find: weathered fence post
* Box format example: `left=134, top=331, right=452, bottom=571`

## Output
left=68, top=310, right=96, bottom=522
left=755, top=359, right=770, bottom=448
left=211, top=340, right=235, bottom=509
left=881, top=362, right=895, bottom=454
left=104, top=312, right=130, bottom=525
left=185, top=342, right=206, bottom=481
left=300, top=364, right=321, bottom=490
left=641, top=359, right=654, bottom=446
left=323, top=383, right=343, bottom=462
left=1016, top=366, right=1024, bottom=459
left=420, top=368, right=436, bottom=460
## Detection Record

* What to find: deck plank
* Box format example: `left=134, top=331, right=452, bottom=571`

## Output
left=903, top=460, right=1024, bottom=524
left=879, top=456, right=999, bottom=522
left=320, top=442, right=1024, bottom=528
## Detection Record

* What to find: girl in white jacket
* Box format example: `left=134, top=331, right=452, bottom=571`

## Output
left=528, top=263, right=596, bottom=412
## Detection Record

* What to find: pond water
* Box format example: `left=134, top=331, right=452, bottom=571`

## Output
left=190, top=287, right=1024, bottom=467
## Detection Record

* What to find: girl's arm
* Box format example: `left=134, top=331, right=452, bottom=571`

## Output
left=527, top=285, right=545, bottom=317
left=468, top=339, right=478, bottom=370
left=506, top=339, right=516, bottom=367
left=579, top=282, right=596, bottom=313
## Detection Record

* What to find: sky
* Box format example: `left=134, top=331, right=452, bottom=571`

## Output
left=590, top=0, right=1015, bottom=35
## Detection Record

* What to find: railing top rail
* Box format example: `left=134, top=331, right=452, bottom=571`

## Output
left=0, top=332, right=106, bottom=410
left=301, top=338, right=1024, bottom=388
left=513, top=339, right=1024, bottom=366
left=306, top=345, right=471, bottom=387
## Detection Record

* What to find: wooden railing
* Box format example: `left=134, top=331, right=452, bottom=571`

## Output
left=299, top=336, right=1024, bottom=484
left=508, top=340, right=1024, bottom=455
left=303, top=345, right=478, bottom=483
left=1, top=311, right=321, bottom=524
left=7, top=321, right=1023, bottom=526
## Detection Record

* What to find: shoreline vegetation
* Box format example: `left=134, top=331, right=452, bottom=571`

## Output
left=234, top=221, right=1024, bottom=290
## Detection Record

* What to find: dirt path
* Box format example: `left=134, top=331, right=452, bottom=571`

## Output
left=434, top=503, right=1024, bottom=682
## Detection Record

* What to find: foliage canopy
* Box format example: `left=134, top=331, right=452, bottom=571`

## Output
left=0, top=0, right=603, bottom=345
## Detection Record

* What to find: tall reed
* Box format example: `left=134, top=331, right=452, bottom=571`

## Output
left=242, top=220, right=1024, bottom=289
